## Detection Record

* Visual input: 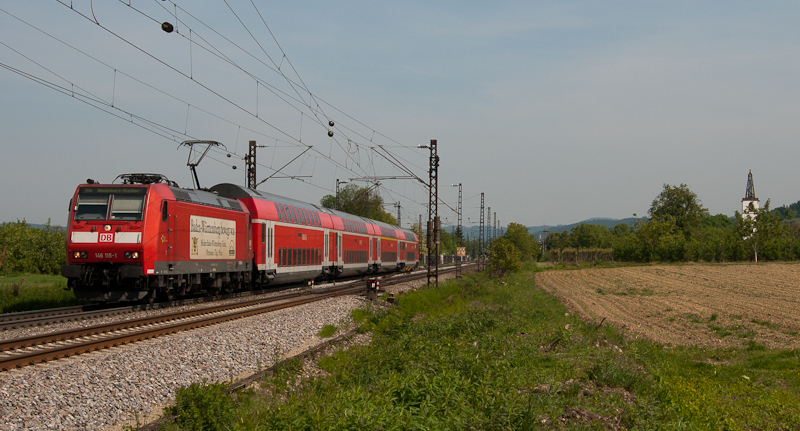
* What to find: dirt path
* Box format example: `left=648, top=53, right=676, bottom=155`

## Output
left=535, top=263, right=800, bottom=349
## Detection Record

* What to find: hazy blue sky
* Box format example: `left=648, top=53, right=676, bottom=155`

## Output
left=2, top=1, right=799, bottom=230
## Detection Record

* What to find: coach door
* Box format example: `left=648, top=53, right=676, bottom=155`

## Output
left=163, top=201, right=176, bottom=265
left=324, top=231, right=329, bottom=264
left=337, top=233, right=342, bottom=264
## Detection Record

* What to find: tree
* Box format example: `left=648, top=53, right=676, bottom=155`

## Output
left=545, top=231, right=572, bottom=251
left=648, top=183, right=709, bottom=237
left=487, top=238, right=521, bottom=276
left=571, top=223, right=612, bottom=248
left=503, top=222, right=540, bottom=260
left=320, top=183, right=398, bottom=225
left=703, top=213, right=734, bottom=229
left=635, top=217, right=686, bottom=261
left=735, top=200, right=786, bottom=262
left=0, top=220, right=66, bottom=275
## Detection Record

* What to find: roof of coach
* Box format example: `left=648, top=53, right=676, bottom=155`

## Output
left=210, top=183, right=331, bottom=215
left=211, top=183, right=417, bottom=241
left=167, top=186, right=245, bottom=212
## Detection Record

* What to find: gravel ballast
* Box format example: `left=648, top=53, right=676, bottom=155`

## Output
left=0, top=296, right=362, bottom=431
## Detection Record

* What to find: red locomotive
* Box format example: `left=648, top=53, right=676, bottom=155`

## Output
left=62, top=174, right=419, bottom=302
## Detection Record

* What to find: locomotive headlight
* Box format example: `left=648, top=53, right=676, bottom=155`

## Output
left=73, top=251, right=81, bottom=259
left=125, top=251, right=140, bottom=259
left=103, top=224, right=112, bottom=232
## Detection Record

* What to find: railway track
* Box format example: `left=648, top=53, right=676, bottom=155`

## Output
left=0, top=264, right=474, bottom=371
left=0, top=283, right=363, bottom=371
left=0, top=287, right=290, bottom=331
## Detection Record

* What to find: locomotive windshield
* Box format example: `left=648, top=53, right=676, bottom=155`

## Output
left=74, top=187, right=147, bottom=221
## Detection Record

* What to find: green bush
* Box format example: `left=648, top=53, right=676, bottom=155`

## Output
left=487, top=237, right=521, bottom=276
left=163, top=381, right=240, bottom=431
left=0, top=220, right=66, bottom=275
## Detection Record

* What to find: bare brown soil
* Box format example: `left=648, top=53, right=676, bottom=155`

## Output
left=535, top=263, right=800, bottom=349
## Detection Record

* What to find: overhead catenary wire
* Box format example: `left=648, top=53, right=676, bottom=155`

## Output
left=8, top=2, right=434, bottom=213
left=9, top=2, right=376, bottom=187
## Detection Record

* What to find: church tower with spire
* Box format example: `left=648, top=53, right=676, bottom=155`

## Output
left=742, top=170, right=759, bottom=220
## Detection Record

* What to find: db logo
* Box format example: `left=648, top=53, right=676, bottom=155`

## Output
left=99, top=233, right=114, bottom=243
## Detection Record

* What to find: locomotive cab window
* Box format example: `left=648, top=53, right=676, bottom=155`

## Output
left=74, top=187, right=146, bottom=221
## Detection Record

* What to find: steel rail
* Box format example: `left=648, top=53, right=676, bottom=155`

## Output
left=0, top=289, right=317, bottom=353
left=0, top=284, right=364, bottom=371
left=0, top=306, right=86, bottom=326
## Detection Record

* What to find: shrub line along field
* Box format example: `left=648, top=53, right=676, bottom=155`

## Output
left=535, top=263, right=800, bottom=349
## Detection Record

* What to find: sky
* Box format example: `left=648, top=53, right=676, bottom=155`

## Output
left=2, top=1, right=800, bottom=230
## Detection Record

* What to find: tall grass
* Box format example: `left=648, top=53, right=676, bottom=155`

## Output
left=158, top=264, right=800, bottom=430
left=0, top=275, right=82, bottom=313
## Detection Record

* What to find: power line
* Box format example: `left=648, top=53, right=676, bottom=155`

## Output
left=10, top=2, right=431, bottom=212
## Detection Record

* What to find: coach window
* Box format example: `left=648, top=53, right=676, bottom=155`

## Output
left=302, top=209, right=308, bottom=226
left=292, top=207, right=299, bottom=224
left=161, top=201, right=168, bottom=222
left=261, top=223, right=266, bottom=244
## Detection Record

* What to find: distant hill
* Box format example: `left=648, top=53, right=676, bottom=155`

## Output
left=526, top=217, right=638, bottom=239
left=458, top=217, right=638, bottom=240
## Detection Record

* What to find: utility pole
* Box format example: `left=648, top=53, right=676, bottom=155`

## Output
left=245, top=140, right=257, bottom=189
left=494, top=212, right=497, bottom=241
left=541, top=222, right=548, bottom=253
left=397, top=202, right=401, bottom=227
left=487, top=207, right=492, bottom=246
left=479, top=193, right=484, bottom=270
left=453, top=183, right=462, bottom=278
left=421, top=139, right=439, bottom=288
left=419, top=214, right=423, bottom=264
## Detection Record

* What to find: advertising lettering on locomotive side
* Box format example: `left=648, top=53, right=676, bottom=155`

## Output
left=189, top=215, right=237, bottom=259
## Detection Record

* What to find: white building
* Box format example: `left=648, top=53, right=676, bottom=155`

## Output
left=741, top=170, right=759, bottom=221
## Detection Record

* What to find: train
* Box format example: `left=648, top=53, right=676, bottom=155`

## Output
left=61, top=173, right=419, bottom=302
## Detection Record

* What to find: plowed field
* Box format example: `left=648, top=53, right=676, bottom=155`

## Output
left=535, top=263, right=800, bottom=349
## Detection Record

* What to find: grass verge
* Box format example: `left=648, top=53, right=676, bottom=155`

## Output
left=157, top=263, right=800, bottom=430
left=0, top=274, right=82, bottom=313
